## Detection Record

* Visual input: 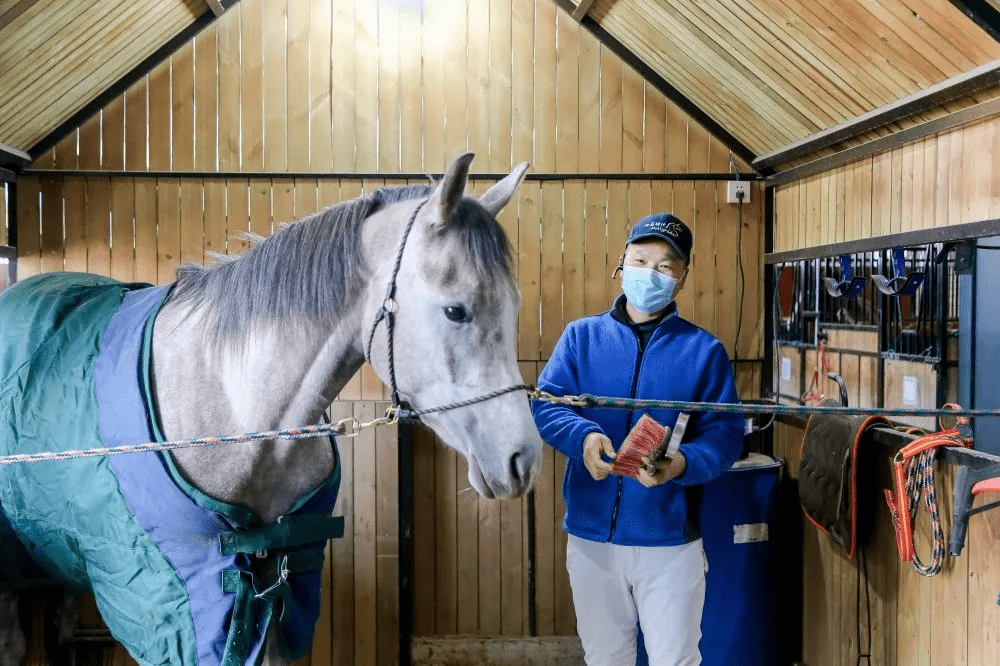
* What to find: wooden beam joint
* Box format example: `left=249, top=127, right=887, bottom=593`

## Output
left=0, top=143, right=31, bottom=174
left=204, top=0, right=226, bottom=17
left=571, top=0, right=598, bottom=22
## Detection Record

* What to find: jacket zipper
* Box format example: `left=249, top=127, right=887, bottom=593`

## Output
left=607, top=327, right=645, bottom=542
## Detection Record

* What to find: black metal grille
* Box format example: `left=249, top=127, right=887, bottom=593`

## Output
left=774, top=243, right=959, bottom=362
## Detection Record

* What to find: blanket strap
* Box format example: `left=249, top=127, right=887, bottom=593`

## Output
left=219, top=514, right=345, bottom=555
left=219, top=515, right=345, bottom=665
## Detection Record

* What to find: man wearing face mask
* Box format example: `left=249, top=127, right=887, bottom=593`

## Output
left=532, top=213, right=744, bottom=666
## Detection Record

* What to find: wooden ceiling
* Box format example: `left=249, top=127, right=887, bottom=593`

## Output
left=2, top=0, right=1000, bottom=176
left=0, top=0, right=214, bottom=161
left=567, top=0, right=1000, bottom=170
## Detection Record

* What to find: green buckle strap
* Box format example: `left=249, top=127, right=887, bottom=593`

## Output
left=220, top=570, right=274, bottom=666
left=219, top=548, right=329, bottom=664
left=219, top=514, right=345, bottom=555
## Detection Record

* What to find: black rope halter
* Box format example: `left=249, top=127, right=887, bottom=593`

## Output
left=364, top=197, right=532, bottom=421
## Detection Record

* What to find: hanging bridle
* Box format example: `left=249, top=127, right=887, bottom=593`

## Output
left=364, top=197, right=532, bottom=422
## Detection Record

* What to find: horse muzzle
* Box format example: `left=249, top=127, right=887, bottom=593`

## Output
left=467, top=440, right=540, bottom=499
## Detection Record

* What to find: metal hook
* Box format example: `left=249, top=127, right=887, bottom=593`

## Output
left=824, top=255, right=866, bottom=298
left=872, top=248, right=925, bottom=296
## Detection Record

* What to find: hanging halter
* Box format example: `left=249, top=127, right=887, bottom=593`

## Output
left=364, top=197, right=531, bottom=422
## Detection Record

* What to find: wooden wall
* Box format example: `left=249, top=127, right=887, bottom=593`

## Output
left=774, top=419, right=1000, bottom=666
left=772, top=113, right=1000, bottom=665
left=773, top=116, right=1000, bottom=252
left=11, top=0, right=764, bottom=664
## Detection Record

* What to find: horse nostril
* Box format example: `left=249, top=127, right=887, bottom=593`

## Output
left=509, top=449, right=533, bottom=487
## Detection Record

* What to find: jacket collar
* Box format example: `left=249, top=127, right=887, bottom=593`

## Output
left=610, top=293, right=677, bottom=329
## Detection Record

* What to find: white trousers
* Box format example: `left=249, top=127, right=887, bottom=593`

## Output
left=565, top=534, right=707, bottom=666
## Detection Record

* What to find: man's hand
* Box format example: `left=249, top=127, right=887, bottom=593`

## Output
left=582, top=432, right=616, bottom=481
left=635, top=452, right=686, bottom=488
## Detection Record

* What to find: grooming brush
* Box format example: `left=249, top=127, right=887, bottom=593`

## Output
left=611, top=413, right=689, bottom=478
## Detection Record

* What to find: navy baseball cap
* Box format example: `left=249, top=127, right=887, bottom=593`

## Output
left=626, top=213, right=693, bottom=261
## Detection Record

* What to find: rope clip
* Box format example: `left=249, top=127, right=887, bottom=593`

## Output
left=336, top=417, right=363, bottom=438
left=381, top=406, right=402, bottom=426
left=528, top=387, right=590, bottom=408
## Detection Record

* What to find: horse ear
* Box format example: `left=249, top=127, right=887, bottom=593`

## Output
left=478, top=162, right=530, bottom=217
left=429, top=152, right=475, bottom=226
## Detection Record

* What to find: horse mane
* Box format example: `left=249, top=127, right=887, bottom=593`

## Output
left=169, top=183, right=515, bottom=350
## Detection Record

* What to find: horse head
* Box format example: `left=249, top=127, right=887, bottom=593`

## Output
left=362, top=154, right=542, bottom=499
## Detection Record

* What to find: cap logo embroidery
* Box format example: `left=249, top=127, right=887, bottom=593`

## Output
left=663, top=221, right=683, bottom=237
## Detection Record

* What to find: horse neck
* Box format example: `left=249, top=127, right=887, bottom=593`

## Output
left=151, top=297, right=367, bottom=523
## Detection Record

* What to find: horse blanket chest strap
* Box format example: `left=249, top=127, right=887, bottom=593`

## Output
left=884, top=414, right=972, bottom=576
left=798, top=412, right=893, bottom=558
left=0, top=273, right=345, bottom=665
left=218, top=516, right=345, bottom=666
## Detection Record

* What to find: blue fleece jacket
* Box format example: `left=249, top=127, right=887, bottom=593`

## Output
left=532, top=296, right=744, bottom=546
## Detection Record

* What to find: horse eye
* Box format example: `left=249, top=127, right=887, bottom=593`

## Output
left=444, top=305, right=470, bottom=323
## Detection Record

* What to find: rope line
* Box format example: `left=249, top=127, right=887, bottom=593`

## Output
left=546, top=392, right=1000, bottom=419
left=0, top=415, right=395, bottom=466
left=4, top=387, right=999, bottom=466
left=905, top=447, right=947, bottom=576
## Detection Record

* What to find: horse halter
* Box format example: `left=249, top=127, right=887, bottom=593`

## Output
left=364, top=197, right=532, bottom=422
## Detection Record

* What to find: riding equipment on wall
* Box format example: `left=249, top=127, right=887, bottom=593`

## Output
left=798, top=408, right=893, bottom=558
left=0, top=273, right=344, bottom=665
left=885, top=409, right=972, bottom=576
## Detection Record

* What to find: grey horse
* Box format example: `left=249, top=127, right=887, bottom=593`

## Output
left=0, top=153, right=542, bottom=665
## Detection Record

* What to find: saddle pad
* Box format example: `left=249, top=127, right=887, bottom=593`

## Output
left=798, top=411, right=891, bottom=558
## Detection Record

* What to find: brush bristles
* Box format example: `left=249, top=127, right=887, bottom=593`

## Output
left=612, top=415, right=667, bottom=478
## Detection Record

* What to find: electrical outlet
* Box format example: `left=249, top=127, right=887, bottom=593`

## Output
left=727, top=181, right=750, bottom=204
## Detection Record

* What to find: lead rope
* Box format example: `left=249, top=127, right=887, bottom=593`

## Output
left=884, top=408, right=972, bottom=577
left=8, top=394, right=1000, bottom=466
left=904, top=446, right=947, bottom=576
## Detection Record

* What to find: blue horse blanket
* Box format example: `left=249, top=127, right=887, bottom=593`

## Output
left=0, top=273, right=343, bottom=665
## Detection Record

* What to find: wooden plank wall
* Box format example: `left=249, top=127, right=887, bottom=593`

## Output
left=773, top=116, right=1000, bottom=252
left=775, top=419, right=1000, bottom=666
left=13, top=0, right=765, bottom=663
left=772, top=114, right=1000, bottom=665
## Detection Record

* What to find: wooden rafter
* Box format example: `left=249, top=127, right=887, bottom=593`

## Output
left=549, top=0, right=757, bottom=166
left=754, top=59, right=1000, bottom=173
left=203, top=0, right=238, bottom=17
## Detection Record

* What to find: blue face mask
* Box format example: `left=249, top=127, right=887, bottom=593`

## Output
left=621, top=265, right=678, bottom=314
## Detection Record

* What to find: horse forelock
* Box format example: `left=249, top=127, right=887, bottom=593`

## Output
left=429, top=198, right=516, bottom=294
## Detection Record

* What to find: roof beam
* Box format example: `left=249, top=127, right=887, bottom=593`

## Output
left=571, top=0, right=598, bottom=21
left=754, top=59, right=1000, bottom=173
left=948, top=1, right=1000, bottom=44
left=0, top=141, right=30, bottom=173
left=766, top=95, right=1000, bottom=186
left=549, top=0, right=757, bottom=167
